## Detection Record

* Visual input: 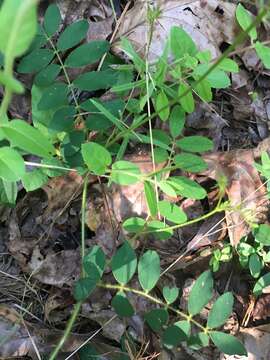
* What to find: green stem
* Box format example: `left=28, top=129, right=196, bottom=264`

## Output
left=48, top=301, right=82, bottom=360
left=45, top=34, right=82, bottom=116
left=143, top=205, right=224, bottom=234
left=48, top=176, right=88, bottom=360
left=109, top=0, right=118, bottom=24
left=99, top=282, right=205, bottom=331
left=0, top=89, right=12, bottom=121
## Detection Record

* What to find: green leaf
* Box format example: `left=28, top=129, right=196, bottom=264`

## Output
left=48, top=106, right=75, bottom=133
left=74, top=69, right=118, bottom=91
left=153, top=148, right=168, bottom=164
left=147, top=220, right=173, bottom=241
left=22, top=169, right=48, bottom=191
left=65, top=40, right=110, bottom=68
left=253, top=272, right=270, bottom=296
left=111, top=161, right=140, bottom=185
left=74, top=277, right=98, bottom=301
left=79, top=345, right=100, bottom=360
left=112, top=79, right=145, bottom=93
left=255, top=41, right=270, bottom=69
left=163, top=286, right=179, bottom=304
left=61, top=130, right=84, bottom=158
left=158, top=180, right=177, bottom=198
left=254, top=224, right=270, bottom=245
left=0, top=179, right=17, bottom=206
left=174, top=153, right=208, bottom=172
left=82, top=98, right=125, bottom=131
left=169, top=105, right=185, bottom=138
left=57, top=19, right=89, bottom=51
left=236, top=4, right=257, bottom=41
left=196, top=50, right=211, bottom=63
left=111, top=292, right=134, bottom=317
left=120, top=38, right=145, bottom=73
left=83, top=246, right=106, bottom=278
left=123, top=217, right=146, bottom=233
left=176, top=136, right=213, bottom=153
left=0, top=147, right=25, bottom=182
left=81, top=142, right=111, bottom=175
left=18, top=49, right=54, bottom=73
left=237, top=242, right=255, bottom=257
left=152, top=129, right=172, bottom=148
left=0, top=71, right=24, bottom=94
left=249, top=253, right=263, bottom=278
left=34, top=64, right=61, bottom=87
left=38, top=82, right=68, bottom=110
left=158, top=200, right=187, bottom=224
left=31, top=85, right=55, bottom=129
left=89, top=98, right=125, bottom=132
left=162, top=322, right=189, bottom=349
left=178, top=83, right=194, bottom=114
left=188, top=332, right=209, bottom=350
left=194, top=65, right=231, bottom=88
left=207, top=69, right=230, bottom=89
left=111, top=241, right=137, bottom=285
left=256, top=225, right=270, bottom=252
left=145, top=308, right=168, bottom=332
left=217, top=58, right=239, bottom=73
left=156, top=90, right=170, bottom=121
left=210, top=331, right=247, bottom=356
left=170, top=26, right=197, bottom=59
left=188, top=270, right=213, bottom=315
left=168, top=176, right=207, bottom=199
left=138, top=250, right=160, bottom=292
left=144, top=181, right=158, bottom=217
left=207, top=292, right=234, bottom=329
left=2, top=120, right=55, bottom=158
left=43, top=4, right=61, bottom=37
left=194, top=78, right=212, bottom=102
left=0, top=0, right=37, bottom=58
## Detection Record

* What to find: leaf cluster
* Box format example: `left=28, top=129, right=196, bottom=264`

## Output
left=75, top=243, right=246, bottom=356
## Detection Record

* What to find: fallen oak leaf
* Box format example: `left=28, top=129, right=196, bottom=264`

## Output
left=202, top=137, right=270, bottom=246
left=113, top=0, right=238, bottom=61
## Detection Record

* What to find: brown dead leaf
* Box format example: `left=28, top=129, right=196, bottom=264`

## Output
left=113, top=0, right=238, bottom=61
left=28, top=248, right=80, bottom=286
left=44, top=289, right=73, bottom=323
left=86, top=151, right=166, bottom=255
left=186, top=213, right=227, bottom=251
left=203, top=139, right=270, bottom=246
left=252, top=294, right=270, bottom=321
left=42, top=172, right=83, bottom=221
left=221, top=324, right=270, bottom=360
left=0, top=304, right=120, bottom=359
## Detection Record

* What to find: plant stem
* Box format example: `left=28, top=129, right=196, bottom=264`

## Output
left=45, top=33, right=83, bottom=123
left=48, top=301, right=82, bottom=360
left=109, top=0, right=118, bottom=24
left=48, top=176, right=88, bottom=360
left=0, top=89, right=12, bottom=121
left=143, top=205, right=225, bottom=234
left=99, top=282, right=205, bottom=331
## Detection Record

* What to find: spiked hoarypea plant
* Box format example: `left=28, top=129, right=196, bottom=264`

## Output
left=0, top=0, right=269, bottom=358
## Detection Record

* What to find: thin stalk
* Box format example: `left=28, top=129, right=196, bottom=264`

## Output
left=48, top=176, right=88, bottom=360
left=0, top=90, right=12, bottom=121
left=143, top=206, right=224, bottom=234
left=45, top=34, right=83, bottom=124
left=145, top=3, right=159, bottom=216
left=109, top=0, right=118, bottom=24
left=99, top=282, right=205, bottom=331
left=48, top=302, right=82, bottom=360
